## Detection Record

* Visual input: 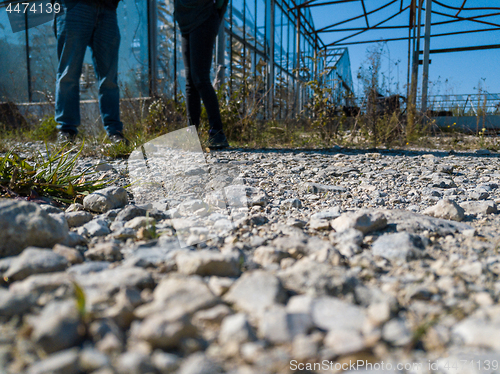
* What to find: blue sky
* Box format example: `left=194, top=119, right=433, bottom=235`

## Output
left=310, top=0, right=500, bottom=97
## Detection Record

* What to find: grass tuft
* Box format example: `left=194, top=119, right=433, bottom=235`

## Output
left=0, top=142, right=112, bottom=204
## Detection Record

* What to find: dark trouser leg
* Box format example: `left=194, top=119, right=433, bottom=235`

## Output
left=181, top=32, right=202, bottom=130
left=54, top=1, right=96, bottom=135
left=90, top=5, right=123, bottom=136
left=184, top=10, right=223, bottom=133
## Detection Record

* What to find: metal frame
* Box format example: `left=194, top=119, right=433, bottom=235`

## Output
left=148, top=0, right=158, bottom=97
left=288, top=0, right=500, bottom=111
left=1, top=0, right=355, bottom=113
left=2, top=0, right=499, bottom=116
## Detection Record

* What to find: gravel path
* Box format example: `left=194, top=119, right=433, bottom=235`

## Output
left=2, top=141, right=500, bottom=374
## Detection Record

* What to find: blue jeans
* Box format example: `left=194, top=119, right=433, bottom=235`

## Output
left=54, top=0, right=123, bottom=136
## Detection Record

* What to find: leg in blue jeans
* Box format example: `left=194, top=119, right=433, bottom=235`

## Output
left=90, top=7, right=123, bottom=136
left=54, top=1, right=92, bottom=135
left=54, top=1, right=123, bottom=136
left=181, top=9, right=223, bottom=133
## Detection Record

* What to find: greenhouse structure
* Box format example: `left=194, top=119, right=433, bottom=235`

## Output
left=0, top=0, right=354, bottom=120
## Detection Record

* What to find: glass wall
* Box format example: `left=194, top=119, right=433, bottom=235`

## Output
left=317, top=48, right=354, bottom=107
left=0, top=0, right=353, bottom=119
left=156, top=0, right=183, bottom=98
left=0, top=0, right=149, bottom=103
left=0, top=10, right=29, bottom=102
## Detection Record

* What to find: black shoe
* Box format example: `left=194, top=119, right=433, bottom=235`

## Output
left=57, top=131, right=77, bottom=144
left=108, top=133, right=130, bottom=146
left=207, top=130, right=229, bottom=149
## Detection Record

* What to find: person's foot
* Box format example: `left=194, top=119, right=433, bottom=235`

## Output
left=206, top=130, right=229, bottom=149
left=108, top=133, right=130, bottom=146
left=57, top=131, right=77, bottom=144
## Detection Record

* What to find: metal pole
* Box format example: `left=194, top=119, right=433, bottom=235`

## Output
left=314, top=38, right=318, bottom=81
left=268, top=0, right=275, bottom=119
left=174, top=24, right=177, bottom=101
left=407, top=0, right=414, bottom=100
left=410, top=0, right=422, bottom=108
left=25, top=12, right=32, bottom=102
left=279, top=10, right=283, bottom=119
left=323, top=46, right=327, bottom=88
left=253, top=0, right=257, bottom=100
left=242, top=0, right=246, bottom=115
left=147, top=0, right=158, bottom=97
left=421, top=0, right=432, bottom=113
left=229, top=0, right=233, bottom=97
left=296, top=9, right=301, bottom=117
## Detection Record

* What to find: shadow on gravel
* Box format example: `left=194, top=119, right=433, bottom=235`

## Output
left=214, top=146, right=499, bottom=159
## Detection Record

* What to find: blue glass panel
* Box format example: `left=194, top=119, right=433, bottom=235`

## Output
left=256, top=0, right=266, bottom=53
left=245, top=0, right=256, bottom=46
left=28, top=22, right=57, bottom=102
left=274, top=4, right=282, bottom=66
left=0, top=10, right=29, bottom=102
left=232, top=0, right=244, bottom=39
left=117, top=0, right=149, bottom=99
left=157, top=0, right=182, bottom=97
left=287, top=15, right=293, bottom=72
